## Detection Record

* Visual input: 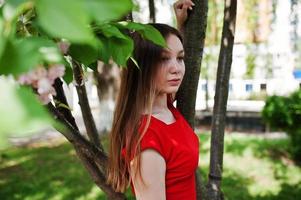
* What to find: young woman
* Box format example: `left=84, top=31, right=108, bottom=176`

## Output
left=107, top=1, right=198, bottom=199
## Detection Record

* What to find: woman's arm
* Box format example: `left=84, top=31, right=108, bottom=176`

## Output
left=173, top=0, right=195, bottom=33
left=130, top=149, right=166, bottom=200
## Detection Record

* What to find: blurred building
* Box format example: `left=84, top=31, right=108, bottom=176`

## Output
left=197, top=0, right=301, bottom=111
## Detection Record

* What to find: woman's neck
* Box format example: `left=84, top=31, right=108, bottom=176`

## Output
left=152, top=94, right=168, bottom=114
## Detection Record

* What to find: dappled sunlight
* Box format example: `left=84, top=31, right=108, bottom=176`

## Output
left=0, top=133, right=300, bottom=200
left=197, top=132, right=301, bottom=200
left=0, top=143, right=107, bottom=200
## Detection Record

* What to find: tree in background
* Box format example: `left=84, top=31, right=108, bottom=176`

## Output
left=174, top=0, right=208, bottom=199
left=176, top=0, right=237, bottom=199
left=206, top=0, right=237, bottom=199
left=149, top=0, right=156, bottom=23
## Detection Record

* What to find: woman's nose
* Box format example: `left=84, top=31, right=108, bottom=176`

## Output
left=170, top=59, right=181, bottom=74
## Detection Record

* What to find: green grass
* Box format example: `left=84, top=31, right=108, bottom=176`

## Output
left=0, top=133, right=300, bottom=200
left=198, top=133, right=301, bottom=200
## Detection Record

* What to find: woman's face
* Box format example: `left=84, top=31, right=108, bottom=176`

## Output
left=155, top=34, right=185, bottom=94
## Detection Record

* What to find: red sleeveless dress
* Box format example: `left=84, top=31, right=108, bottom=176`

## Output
left=122, top=102, right=199, bottom=200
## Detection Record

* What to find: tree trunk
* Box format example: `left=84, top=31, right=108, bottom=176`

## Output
left=206, top=1, right=237, bottom=200
left=176, top=0, right=208, bottom=200
left=148, top=0, right=156, bottom=23
left=93, top=62, right=120, bottom=134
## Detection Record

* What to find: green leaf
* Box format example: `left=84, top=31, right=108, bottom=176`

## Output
left=0, top=19, right=5, bottom=58
left=117, top=22, right=166, bottom=48
left=98, top=36, right=111, bottom=64
left=62, top=58, right=73, bottom=84
left=2, top=0, right=31, bottom=21
left=130, top=56, right=139, bottom=69
left=69, top=43, right=100, bottom=66
left=0, top=37, right=63, bottom=76
left=84, top=0, right=133, bottom=23
left=0, top=78, right=60, bottom=148
left=87, top=61, right=97, bottom=71
left=96, top=23, right=126, bottom=39
left=109, top=36, right=133, bottom=67
left=140, top=25, right=166, bottom=47
left=35, top=0, right=94, bottom=43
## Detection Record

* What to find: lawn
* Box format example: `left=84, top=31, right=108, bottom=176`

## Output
left=0, top=132, right=300, bottom=200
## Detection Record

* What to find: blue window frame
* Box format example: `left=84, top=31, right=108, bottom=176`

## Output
left=202, top=83, right=208, bottom=91
left=245, top=84, right=253, bottom=92
left=229, top=83, right=233, bottom=92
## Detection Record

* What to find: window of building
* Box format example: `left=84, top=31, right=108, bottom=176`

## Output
left=229, top=83, right=233, bottom=92
left=260, top=83, right=267, bottom=91
left=202, top=83, right=207, bottom=91
left=245, top=84, right=253, bottom=92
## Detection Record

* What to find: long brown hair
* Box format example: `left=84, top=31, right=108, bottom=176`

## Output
left=106, top=23, right=183, bottom=192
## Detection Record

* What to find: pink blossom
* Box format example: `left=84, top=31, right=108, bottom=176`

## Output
left=58, top=41, right=70, bottom=55
left=38, top=93, right=52, bottom=104
left=17, top=65, right=65, bottom=105
left=48, top=65, right=65, bottom=83
left=18, top=74, right=32, bottom=85
left=29, top=66, right=48, bottom=88
left=37, top=78, right=56, bottom=96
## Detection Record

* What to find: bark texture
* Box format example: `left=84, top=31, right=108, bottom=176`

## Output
left=72, top=60, right=101, bottom=148
left=175, top=1, right=208, bottom=199
left=176, top=0, right=208, bottom=129
left=149, top=0, right=156, bottom=23
left=206, top=0, right=237, bottom=200
left=48, top=67, right=126, bottom=199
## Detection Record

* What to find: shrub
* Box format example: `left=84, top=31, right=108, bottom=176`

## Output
left=262, top=89, right=301, bottom=162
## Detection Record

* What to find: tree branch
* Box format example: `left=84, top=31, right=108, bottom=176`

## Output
left=71, top=59, right=101, bottom=148
left=75, top=148, right=126, bottom=200
left=47, top=102, right=123, bottom=198
left=53, top=78, right=79, bottom=130
left=47, top=103, right=108, bottom=170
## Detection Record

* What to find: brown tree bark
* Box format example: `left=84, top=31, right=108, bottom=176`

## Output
left=206, top=1, right=237, bottom=200
left=72, top=60, right=101, bottom=148
left=149, top=0, right=156, bottom=23
left=47, top=103, right=125, bottom=200
left=48, top=75, right=127, bottom=199
left=176, top=0, right=208, bottom=129
left=175, top=0, right=208, bottom=200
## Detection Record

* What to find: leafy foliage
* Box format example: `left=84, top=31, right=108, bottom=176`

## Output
left=262, top=89, right=301, bottom=161
left=0, top=78, right=60, bottom=149
left=0, top=0, right=166, bottom=147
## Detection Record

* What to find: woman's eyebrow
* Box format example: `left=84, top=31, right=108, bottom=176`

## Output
left=163, top=49, right=184, bottom=54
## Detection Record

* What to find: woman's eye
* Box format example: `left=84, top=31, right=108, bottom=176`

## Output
left=177, top=56, right=184, bottom=61
left=161, top=57, right=170, bottom=61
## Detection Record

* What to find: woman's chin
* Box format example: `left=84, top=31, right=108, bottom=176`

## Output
left=162, top=87, right=180, bottom=94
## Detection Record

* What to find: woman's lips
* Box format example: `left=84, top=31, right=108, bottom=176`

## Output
left=168, top=79, right=181, bottom=86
